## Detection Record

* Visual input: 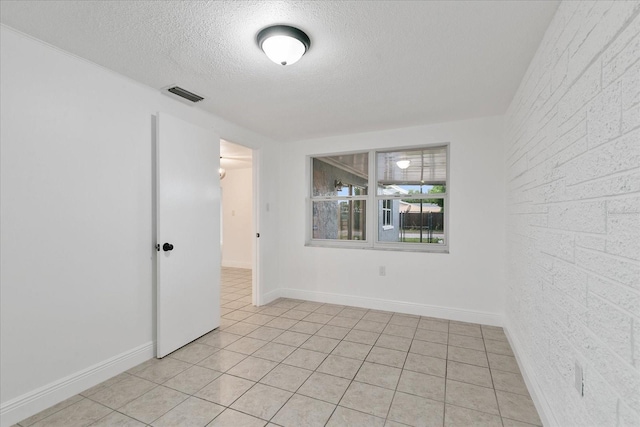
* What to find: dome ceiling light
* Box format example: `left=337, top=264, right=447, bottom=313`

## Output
left=257, top=25, right=311, bottom=66
left=396, top=160, right=411, bottom=169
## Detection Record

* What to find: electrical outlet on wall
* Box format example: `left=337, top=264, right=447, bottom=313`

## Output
left=379, top=266, right=386, bottom=276
left=575, top=361, right=584, bottom=397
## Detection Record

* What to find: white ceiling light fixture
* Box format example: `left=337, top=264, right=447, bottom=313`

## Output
left=396, top=160, right=411, bottom=169
left=257, top=25, right=311, bottom=66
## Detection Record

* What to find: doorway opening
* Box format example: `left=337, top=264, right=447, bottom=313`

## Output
left=219, top=139, right=257, bottom=317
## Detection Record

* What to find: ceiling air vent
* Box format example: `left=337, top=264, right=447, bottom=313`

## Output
left=165, top=86, right=204, bottom=103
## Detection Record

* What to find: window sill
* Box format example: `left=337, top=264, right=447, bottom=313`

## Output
left=305, top=241, right=449, bottom=253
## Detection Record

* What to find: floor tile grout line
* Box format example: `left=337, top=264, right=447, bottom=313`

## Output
left=383, top=314, right=417, bottom=426
left=203, top=281, right=284, bottom=424
left=442, top=324, right=449, bottom=427
left=81, top=406, right=115, bottom=426
left=289, top=298, right=520, bottom=422
left=225, top=274, right=364, bottom=425
left=226, top=290, right=475, bottom=422
left=482, top=326, right=507, bottom=427
left=154, top=278, right=259, bottom=425
left=22, top=269, right=535, bottom=427
left=321, top=307, right=395, bottom=426
left=231, top=298, right=340, bottom=423
left=145, top=389, right=192, bottom=426
left=221, top=288, right=482, bottom=424
left=83, top=383, right=162, bottom=424
left=266, top=345, right=340, bottom=425
left=17, top=395, right=91, bottom=427
left=222, top=299, right=335, bottom=423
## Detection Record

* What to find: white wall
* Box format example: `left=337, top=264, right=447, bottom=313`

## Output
left=504, top=1, right=640, bottom=426
left=0, top=26, right=280, bottom=426
left=221, top=167, right=254, bottom=269
left=276, top=116, right=506, bottom=325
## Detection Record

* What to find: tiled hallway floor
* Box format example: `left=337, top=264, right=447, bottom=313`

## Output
left=17, top=267, right=542, bottom=426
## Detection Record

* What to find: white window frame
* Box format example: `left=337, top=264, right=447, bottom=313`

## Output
left=306, top=150, right=371, bottom=249
left=306, top=143, right=449, bottom=253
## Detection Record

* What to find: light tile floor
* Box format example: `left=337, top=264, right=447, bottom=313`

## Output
left=17, top=267, right=542, bottom=427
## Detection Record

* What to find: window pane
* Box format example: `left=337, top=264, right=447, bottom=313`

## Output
left=378, top=199, right=445, bottom=244
left=376, top=147, right=446, bottom=191
left=382, top=200, right=392, bottom=226
left=313, top=200, right=366, bottom=240
left=378, top=183, right=446, bottom=196
left=313, top=154, right=368, bottom=197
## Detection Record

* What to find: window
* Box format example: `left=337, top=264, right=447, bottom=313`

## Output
left=376, top=147, right=447, bottom=246
left=311, top=154, right=368, bottom=242
left=382, top=199, right=393, bottom=228
left=308, top=144, right=448, bottom=252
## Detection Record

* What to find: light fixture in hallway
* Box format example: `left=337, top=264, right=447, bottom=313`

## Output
left=219, top=157, right=226, bottom=180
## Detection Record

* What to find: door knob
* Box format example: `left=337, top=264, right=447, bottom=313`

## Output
left=162, top=243, right=174, bottom=252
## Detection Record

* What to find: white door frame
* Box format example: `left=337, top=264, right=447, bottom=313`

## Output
left=219, top=142, right=262, bottom=306
left=251, top=148, right=261, bottom=306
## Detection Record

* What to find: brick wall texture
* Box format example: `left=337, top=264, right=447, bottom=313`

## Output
left=504, top=1, right=640, bottom=426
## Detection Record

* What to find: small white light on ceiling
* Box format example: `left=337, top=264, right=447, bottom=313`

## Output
left=257, top=25, right=311, bottom=66
left=396, top=160, right=411, bottom=169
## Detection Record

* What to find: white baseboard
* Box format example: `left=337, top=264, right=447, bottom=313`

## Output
left=260, top=288, right=282, bottom=306
left=221, top=260, right=252, bottom=269
left=277, top=288, right=503, bottom=326
left=504, top=322, right=558, bottom=427
left=0, top=342, right=154, bottom=427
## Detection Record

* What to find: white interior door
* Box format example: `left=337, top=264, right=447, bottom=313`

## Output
left=156, top=112, right=220, bottom=358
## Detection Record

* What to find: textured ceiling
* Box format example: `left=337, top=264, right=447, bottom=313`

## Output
left=0, top=0, right=559, bottom=142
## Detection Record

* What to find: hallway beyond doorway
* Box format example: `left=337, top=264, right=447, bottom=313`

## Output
left=220, top=267, right=253, bottom=317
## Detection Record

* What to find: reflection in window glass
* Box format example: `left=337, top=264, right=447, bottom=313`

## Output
left=376, top=147, right=446, bottom=190
left=312, top=154, right=368, bottom=197
left=313, top=200, right=366, bottom=240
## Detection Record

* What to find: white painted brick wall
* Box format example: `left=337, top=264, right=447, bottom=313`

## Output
left=504, top=1, right=640, bottom=426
